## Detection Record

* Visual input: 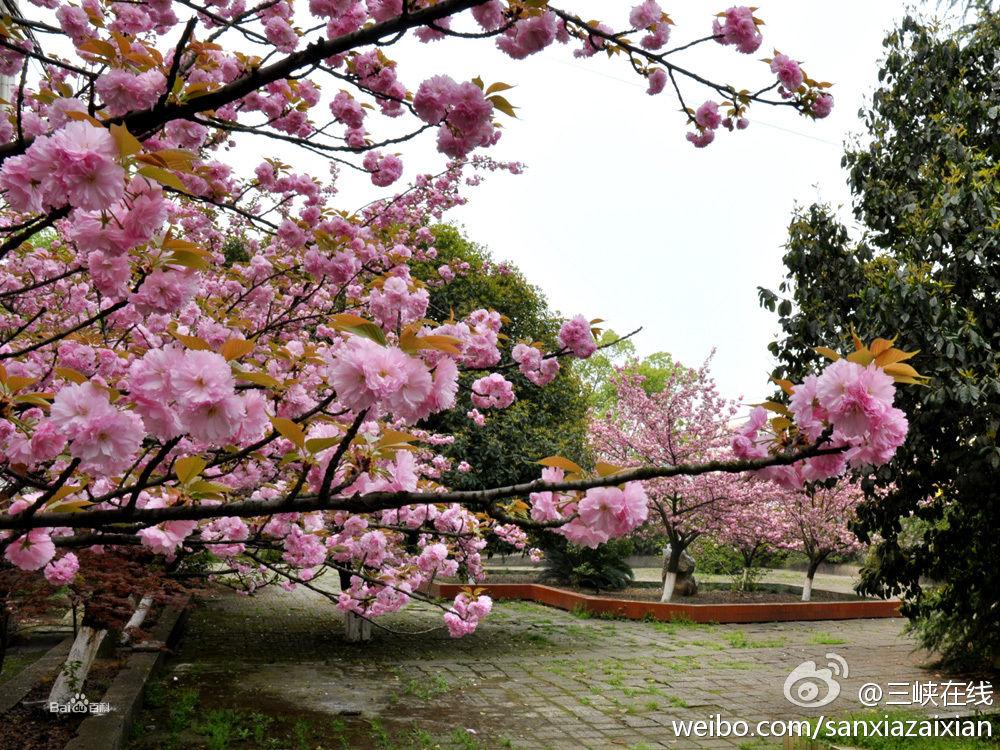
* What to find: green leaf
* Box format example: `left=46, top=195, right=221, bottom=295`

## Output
left=138, top=165, right=187, bottom=192
left=305, top=436, right=341, bottom=453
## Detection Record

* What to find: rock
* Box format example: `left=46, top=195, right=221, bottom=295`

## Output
left=661, top=545, right=698, bottom=597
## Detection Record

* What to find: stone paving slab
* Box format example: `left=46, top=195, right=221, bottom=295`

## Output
left=128, top=581, right=979, bottom=750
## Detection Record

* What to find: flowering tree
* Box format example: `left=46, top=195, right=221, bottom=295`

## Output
left=714, top=482, right=790, bottom=591
left=772, top=478, right=865, bottom=601
left=588, top=357, right=743, bottom=602
left=0, top=0, right=920, bottom=690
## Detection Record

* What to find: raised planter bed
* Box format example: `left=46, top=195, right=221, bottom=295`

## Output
left=0, top=598, right=190, bottom=750
left=431, top=582, right=901, bottom=624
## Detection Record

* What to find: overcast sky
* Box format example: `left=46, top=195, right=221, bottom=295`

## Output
left=327, top=1, right=927, bottom=405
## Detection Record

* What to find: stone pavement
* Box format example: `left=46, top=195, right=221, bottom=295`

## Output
left=129, top=581, right=968, bottom=750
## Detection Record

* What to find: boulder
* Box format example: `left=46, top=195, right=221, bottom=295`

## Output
left=661, top=545, right=698, bottom=597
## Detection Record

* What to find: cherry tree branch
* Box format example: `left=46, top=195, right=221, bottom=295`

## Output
left=0, top=442, right=844, bottom=531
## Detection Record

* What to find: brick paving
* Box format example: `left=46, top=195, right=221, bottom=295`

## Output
left=141, top=581, right=963, bottom=749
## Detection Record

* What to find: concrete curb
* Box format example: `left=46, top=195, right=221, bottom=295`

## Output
left=63, top=597, right=190, bottom=750
left=431, top=582, right=902, bottom=623
left=0, top=634, right=74, bottom=714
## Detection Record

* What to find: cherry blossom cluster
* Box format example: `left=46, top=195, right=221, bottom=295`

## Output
left=732, top=352, right=911, bottom=491
left=512, top=343, right=560, bottom=387
left=529, top=466, right=650, bottom=548
left=0, top=122, right=124, bottom=213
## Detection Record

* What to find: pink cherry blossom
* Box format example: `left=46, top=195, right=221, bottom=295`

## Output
left=713, top=6, right=763, bottom=54
left=686, top=129, right=716, bottom=148
left=49, top=382, right=116, bottom=435
left=283, top=526, right=328, bottom=568
left=95, top=69, right=167, bottom=116
left=471, top=0, right=504, bottom=31
left=44, top=552, right=80, bottom=585
left=362, top=151, right=404, bottom=187
left=770, top=52, right=804, bottom=91
left=70, top=409, right=145, bottom=475
left=4, top=529, right=56, bottom=571
left=695, top=100, right=722, bottom=130
left=815, top=359, right=895, bottom=438
left=557, top=315, right=597, bottom=359
left=647, top=68, right=667, bottom=95
left=470, top=373, right=515, bottom=409
left=173, top=350, right=236, bottom=404
left=496, top=11, right=558, bottom=59
left=811, top=93, right=834, bottom=118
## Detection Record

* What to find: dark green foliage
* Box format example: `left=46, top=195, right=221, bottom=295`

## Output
left=687, top=537, right=743, bottom=576
left=415, top=226, right=590, bottom=491
left=760, top=11, right=1000, bottom=667
left=537, top=536, right=635, bottom=592
left=222, top=236, right=250, bottom=265
left=628, top=526, right=670, bottom=556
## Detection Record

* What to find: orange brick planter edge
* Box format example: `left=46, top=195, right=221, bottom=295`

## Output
left=430, top=582, right=901, bottom=624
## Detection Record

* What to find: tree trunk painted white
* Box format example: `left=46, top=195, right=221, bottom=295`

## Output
left=48, top=626, right=107, bottom=706
left=344, top=611, right=371, bottom=642
left=120, top=595, right=154, bottom=645
left=660, top=571, right=677, bottom=603
left=801, top=573, right=814, bottom=602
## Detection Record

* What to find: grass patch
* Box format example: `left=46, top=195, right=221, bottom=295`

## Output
left=809, top=631, right=847, bottom=645
left=739, top=741, right=781, bottom=750
left=725, top=631, right=786, bottom=649
left=402, top=673, right=450, bottom=700
left=716, top=659, right=754, bottom=670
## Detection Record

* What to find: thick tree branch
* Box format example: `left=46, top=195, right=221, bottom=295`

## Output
left=0, top=443, right=844, bottom=531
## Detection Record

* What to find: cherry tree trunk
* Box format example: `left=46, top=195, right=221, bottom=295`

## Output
left=660, top=544, right=684, bottom=603
left=48, top=626, right=106, bottom=706
left=120, top=595, right=154, bottom=646
left=802, top=559, right=822, bottom=602
left=338, top=569, right=371, bottom=642
left=344, top=612, right=371, bottom=642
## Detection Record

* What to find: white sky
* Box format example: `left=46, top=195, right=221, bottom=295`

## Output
left=326, top=1, right=921, bottom=404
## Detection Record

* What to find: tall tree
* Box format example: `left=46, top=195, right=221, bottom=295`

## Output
left=760, top=10, right=1000, bottom=664
left=416, top=225, right=590, bottom=491
left=576, top=330, right=678, bottom=415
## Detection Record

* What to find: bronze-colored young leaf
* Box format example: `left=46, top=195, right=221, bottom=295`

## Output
left=271, top=417, right=306, bottom=449
left=175, top=455, right=207, bottom=484
left=536, top=455, right=584, bottom=475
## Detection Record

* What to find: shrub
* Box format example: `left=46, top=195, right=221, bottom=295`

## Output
left=537, top=537, right=634, bottom=593
left=686, top=537, right=742, bottom=576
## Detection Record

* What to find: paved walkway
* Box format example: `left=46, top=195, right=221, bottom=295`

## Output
left=127, top=581, right=968, bottom=750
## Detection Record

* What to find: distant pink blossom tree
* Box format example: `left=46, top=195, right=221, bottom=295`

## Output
left=714, top=481, right=792, bottom=590
left=774, top=477, right=866, bottom=601
left=589, top=356, right=739, bottom=602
